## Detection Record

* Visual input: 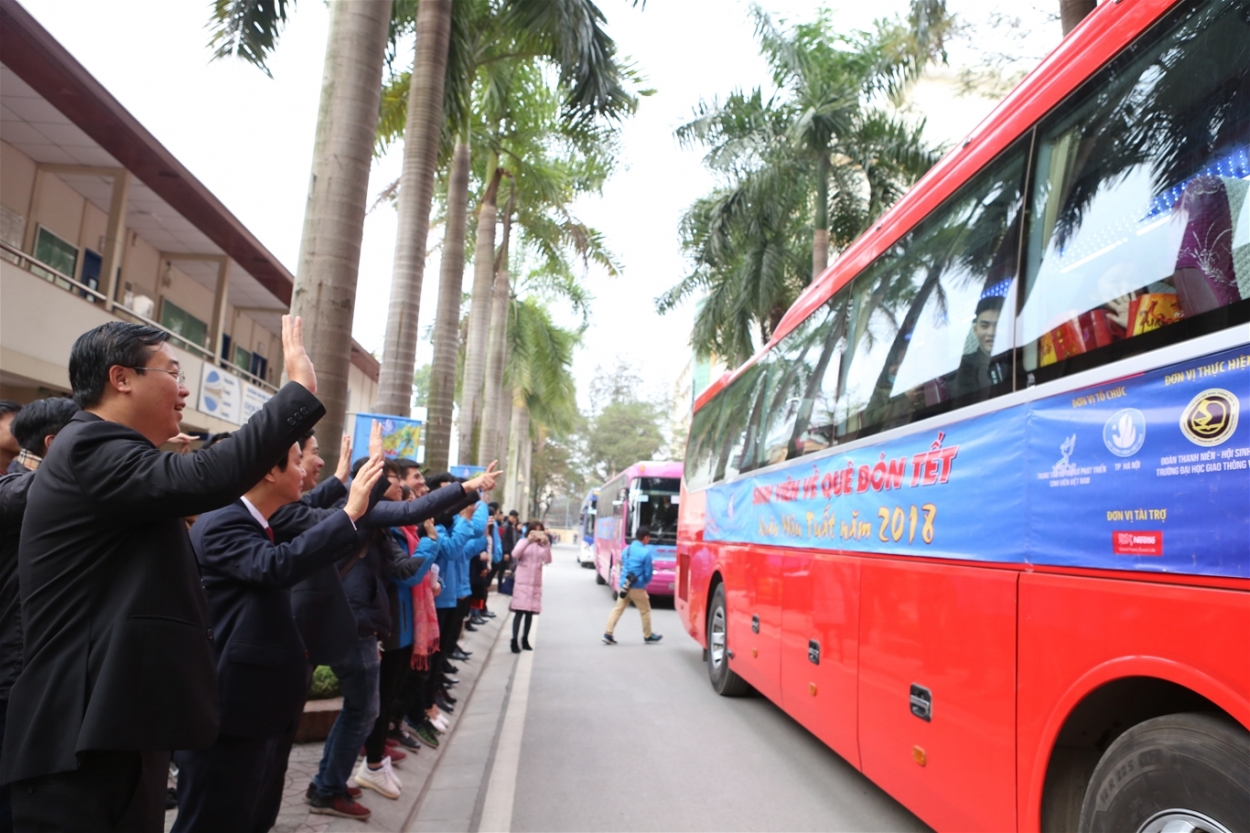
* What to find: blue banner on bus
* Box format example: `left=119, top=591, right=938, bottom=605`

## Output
left=703, top=346, right=1249, bottom=579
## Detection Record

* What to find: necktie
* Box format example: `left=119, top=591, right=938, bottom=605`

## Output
left=265, top=526, right=274, bottom=544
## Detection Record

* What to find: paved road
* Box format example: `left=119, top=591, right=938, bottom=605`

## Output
left=507, top=545, right=930, bottom=832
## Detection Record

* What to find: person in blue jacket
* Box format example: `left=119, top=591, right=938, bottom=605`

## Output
left=603, top=526, right=663, bottom=645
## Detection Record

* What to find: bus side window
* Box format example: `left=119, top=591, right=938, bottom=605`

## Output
left=1018, top=0, right=1250, bottom=376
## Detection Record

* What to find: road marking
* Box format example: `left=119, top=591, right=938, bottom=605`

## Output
left=478, top=616, right=537, bottom=833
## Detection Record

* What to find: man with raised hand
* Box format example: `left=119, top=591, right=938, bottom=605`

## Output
left=1, top=316, right=324, bottom=832
left=172, top=445, right=386, bottom=832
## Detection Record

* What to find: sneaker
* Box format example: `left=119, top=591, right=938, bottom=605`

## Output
left=389, top=725, right=421, bottom=751
left=308, top=792, right=372, bottom=820
left=644, top=634, right=664, bottom=644
left=354, top=759, right=400, bottom=800
left=483, top=610, right=497, bottom=618
left=431, top=713, right=450, bottom=732
left=413, top=720, right=441, bottom=748
left=602, top=633, right=617, bottom=645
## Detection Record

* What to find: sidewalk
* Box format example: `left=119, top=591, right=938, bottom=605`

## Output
left=163, top=600, right=515, bottom=833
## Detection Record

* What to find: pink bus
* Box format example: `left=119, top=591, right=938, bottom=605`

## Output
left=593, top=461, right=683, bottom=597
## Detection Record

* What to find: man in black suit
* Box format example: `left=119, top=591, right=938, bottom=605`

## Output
left=171, top=439, right=386, bottom=832
left=0, top=397, right=79, bottom=830
left=1, top=316, right=324, bottom=832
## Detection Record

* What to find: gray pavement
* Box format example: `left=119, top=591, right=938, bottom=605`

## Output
left=506, top=545, right=931, bottom=833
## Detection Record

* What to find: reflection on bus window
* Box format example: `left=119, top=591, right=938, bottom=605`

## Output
left=1020, top=0, right=1250, bottom=372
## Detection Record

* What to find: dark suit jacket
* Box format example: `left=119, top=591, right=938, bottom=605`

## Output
left=0, top=470, right=33, bottom=700
left=272, top=482, right=468, bottom=664
left=191, top=499, right=358, bottom=737
left=0, top=382, right=323, bottom=783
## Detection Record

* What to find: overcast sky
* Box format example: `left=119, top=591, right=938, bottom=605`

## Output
left=20, top=0, right=1061, bottom=413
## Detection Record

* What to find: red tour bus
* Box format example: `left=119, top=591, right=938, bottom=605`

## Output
left=594, top=461, right=683, bottom=596
left=676, top=1, right=1249, bottom=831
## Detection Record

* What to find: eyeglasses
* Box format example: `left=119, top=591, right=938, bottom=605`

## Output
left=130, top=366, right=187, bottom=386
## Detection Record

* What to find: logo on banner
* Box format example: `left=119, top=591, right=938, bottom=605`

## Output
left=1112, top=530, right=1163, bottom=556
left=1103, top=408, right=1146, bottom=457
left=1179, top=388, right=1239, bottom=447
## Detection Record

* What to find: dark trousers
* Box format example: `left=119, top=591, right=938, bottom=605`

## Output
left=0, top=698, right=10, bottom=833
left=11, top=749, right=169, bottom=833
left=365, top=645, right=412, bottom=763
left=172, top=735, right=273, bottom=833
left=436, top=605, right=460, bottom=663
left=511, top=610, right=534, bottom=643
left=254, top=708, right=302, bottom=832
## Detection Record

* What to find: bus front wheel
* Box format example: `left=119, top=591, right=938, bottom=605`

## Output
left=595, top=564, right=606, bottom=585
left=1078, top=712, right=1249, bottom=833
left=706, top=584, right=751, bottom=697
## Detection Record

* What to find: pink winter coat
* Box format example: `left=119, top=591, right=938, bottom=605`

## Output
left=509, top=537, right=552, bottom=614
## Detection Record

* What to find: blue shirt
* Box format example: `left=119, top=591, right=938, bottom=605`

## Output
left=621, top=539, right=656, bottom=589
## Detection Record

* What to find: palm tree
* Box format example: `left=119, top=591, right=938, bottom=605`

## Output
left=660, top=2, right=948, bottom=365
left=375, top=0, right=455, bottom=415
left=207, top=0, right=394, bottom=476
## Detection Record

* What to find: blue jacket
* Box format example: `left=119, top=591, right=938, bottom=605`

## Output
left=435, top=500, right=487, bottom=608
left=491, top=526, right=503, bottom=564
left=391, top=530, right=437, bottom=648
left=620, top=540, right=656, bottom=589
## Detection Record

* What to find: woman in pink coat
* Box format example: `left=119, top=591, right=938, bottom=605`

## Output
left=510, top=521, right=552, bottom=653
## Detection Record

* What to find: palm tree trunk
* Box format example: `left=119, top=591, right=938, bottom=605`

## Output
left=457, top=164, right=502, bottom=463
left=424, top=139, right=470, bottom=472
left=494, top=364, right=515, bottom=480
left=501, top=386, right=525, bottom=511
left=519, top=422, right=534, bottom=518
left=1060, top=0, right=1097, bottom=35
left=477, top=264, right=511, bottom=466
left=477, top=184, right=515, bottom=467
left=812, top=152, right=831, bottom=280
left=376, top=0, right=452, bottom=415
left=290, top=0, right=392, bottom=478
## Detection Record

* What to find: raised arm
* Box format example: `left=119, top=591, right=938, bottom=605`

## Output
left=193, top=509, right=357, bottom=589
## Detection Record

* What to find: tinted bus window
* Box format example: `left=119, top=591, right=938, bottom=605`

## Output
left=1019, top=0, right=1250, bottom=377
left=768, top=143, right=1027, bottom=457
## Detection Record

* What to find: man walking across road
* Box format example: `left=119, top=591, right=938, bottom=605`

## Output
left=1, top=317, right=325, bottom=832
left=603, top=526, right=663, bottom=645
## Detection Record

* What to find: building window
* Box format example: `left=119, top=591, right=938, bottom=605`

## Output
left=33, top=226, right=78, bottom=289
left=160, top=298, right=209, bottom=350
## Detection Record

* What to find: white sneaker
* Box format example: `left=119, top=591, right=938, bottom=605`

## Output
left=354, top=758, right=400, bottom=800
left=380, top=756, right=403, bottom=794
left=431, top=714, right=450, bottom=733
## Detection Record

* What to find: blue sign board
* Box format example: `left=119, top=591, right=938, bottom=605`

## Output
left=350, top=412, right=422, bottom=464
left=704, top=346, right=1249, bottom=579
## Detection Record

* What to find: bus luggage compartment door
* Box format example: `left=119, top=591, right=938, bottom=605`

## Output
left=858, top=559, right=1017, bottom=832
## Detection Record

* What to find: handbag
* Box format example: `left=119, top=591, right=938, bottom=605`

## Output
left=499, top=574, right=515, bottom=595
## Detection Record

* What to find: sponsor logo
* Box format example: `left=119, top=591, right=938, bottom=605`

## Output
left=1103, top=408, right=1146, bottom=457
left=1112, top=530, right=1163, bottom=556
left=1179, top=388, right=1239, bottom=447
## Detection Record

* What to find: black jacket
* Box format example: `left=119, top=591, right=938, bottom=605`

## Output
left=0, top=382, right=322, bottom=783
left=0, top=470, right=33, bottom=699
left=271, top=481, right=467, bottom=662
left=191, top=499, right=358, bottom=737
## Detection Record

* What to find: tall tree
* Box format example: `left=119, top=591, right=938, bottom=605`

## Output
left=375, top=0, right=454, bottom=415
left=208, top=0, right=394, bottom=476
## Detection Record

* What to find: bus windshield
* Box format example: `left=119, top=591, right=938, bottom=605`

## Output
left=634, top=477, right=680, bottom=545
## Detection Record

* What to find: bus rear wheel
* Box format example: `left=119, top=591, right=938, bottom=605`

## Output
left=595, top=565, right=606, bottom=585
left=1078, top=712, right=1250, bottom=833
left=706, top=584, right=751, bottom=697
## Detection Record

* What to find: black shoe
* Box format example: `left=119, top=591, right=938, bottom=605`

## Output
left=511, top=639, right=521, bottom=654
left=388, top=724, right=421, bottom=751
left=444, top=663, right=459, bottom=674
left=451, top=650, right=471, bottom=661
left=441, top=691, right=458, bottom=705
left=521, top=639, right=532, bottom=651
left=444, top=677, right=460, bottom=686
left=465, top=622, right=479, bottom=632
left=165, top=787, right=178, bottom=810
left=483, top=611, right=497, bottom=618
left=435, top=694, right=456, bottom=713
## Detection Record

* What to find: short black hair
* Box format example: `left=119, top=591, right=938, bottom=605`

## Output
left=396, top=458, right=419, bottom=476
left=508, top=509, right=519, bottom=518
left=488, top=501, right=499, bottom=513
left=274, top=443, right=296, bottom=472
left=975, top=295, right=1004, bottom=317
left=298, top=430, right=316, bottom=451
left=635, top=525, right=651, bottom=541
left=69, top=322, right=169, bottom=408
left=424, top=471, right=459, bottom=491
left=354, top=456, right=400, bottom=478
left=0, top=400, right=21, bottom=419
left=11, top=397, right=78, bottom=455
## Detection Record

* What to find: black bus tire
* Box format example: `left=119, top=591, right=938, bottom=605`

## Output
left=1079, top=712, right=1250, bottom=833
left=596, top=564, right=606, bottom=585
left=707, top=583, right=751, bottom=697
